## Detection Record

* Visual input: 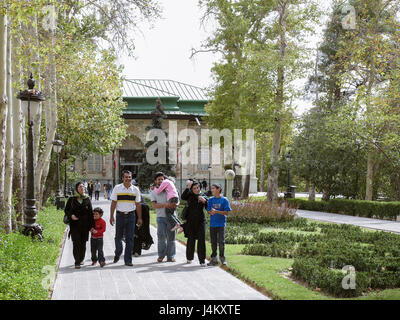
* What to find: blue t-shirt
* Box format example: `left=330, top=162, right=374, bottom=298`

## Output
left=207, top=196, right=232, bottom=227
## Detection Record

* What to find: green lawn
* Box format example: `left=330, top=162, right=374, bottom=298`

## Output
left=0, top=206, right=66, bottom=300
left=149, top=210, right=400, bottom=300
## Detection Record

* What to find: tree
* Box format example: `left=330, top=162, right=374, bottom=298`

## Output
left=334, top=0, right=399, bottom=200
left=199, top=0, right=320, bottom=200
left=136, top=98, right=175, bottom=190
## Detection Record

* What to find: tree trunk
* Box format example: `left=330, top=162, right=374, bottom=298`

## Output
left=260, top=154, right=265, bottom=192
left=242, top=174, right=250, bottom=199
left=0, top=8, right=7, bottom=230
left=4, top=20, right=13, bottom=232
left=266, top=118, right=281, bottom=201
left=365, top=150, right=374, bottom=201
left=305, top=180, right=310, bottom=193
left=11, top=30, right=24, bottom=225
left=266, top=1, right=286, bottom=202
left=322, top=190, right=330, bottom=202
left=308, top=183, right=316, bottom=201
left=42, top=159, right=57, bottom=207
left=35, top=13, right=58, bottom=208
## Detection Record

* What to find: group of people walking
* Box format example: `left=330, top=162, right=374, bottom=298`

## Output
left=64, top=170, right=231, bottom=269
left=86, top=180, right=113, bottom=201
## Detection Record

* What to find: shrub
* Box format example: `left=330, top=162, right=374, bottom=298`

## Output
left=229, top=200, right=297, bottom=224
left=233, top=217, right=400, bottom=297
left=286, top=198, right=400, bottom=220
left=292, top=258, right=371, bottom=298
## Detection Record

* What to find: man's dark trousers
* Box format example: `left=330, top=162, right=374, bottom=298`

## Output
left=115, top=212, right=136, bottom=264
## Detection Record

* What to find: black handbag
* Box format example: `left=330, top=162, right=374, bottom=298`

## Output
left=63, top=197, right=75, bottom=224
left=63, top=213, right=70, bottom=224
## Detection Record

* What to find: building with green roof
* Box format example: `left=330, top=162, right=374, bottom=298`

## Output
left=74, top=79, right=257, bottom=194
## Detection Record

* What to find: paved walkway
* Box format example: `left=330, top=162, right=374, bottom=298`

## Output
left=52, top=200, right=268, bottom=300
left=297, top=209, right=400, bottom=234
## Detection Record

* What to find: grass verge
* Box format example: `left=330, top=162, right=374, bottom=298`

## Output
left=0, top=206, right=66, bottom=300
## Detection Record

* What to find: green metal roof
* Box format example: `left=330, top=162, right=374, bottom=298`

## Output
left=123, top=79, right=209, bottom=101
left=122, top=79, right=209, bottom=117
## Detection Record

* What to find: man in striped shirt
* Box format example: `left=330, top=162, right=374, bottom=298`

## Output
left=110, top=170, right=143, bottom=266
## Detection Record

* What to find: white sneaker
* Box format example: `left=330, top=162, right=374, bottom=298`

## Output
left=200, top=263, right=207, bottom=267
left=187, top=260, right=193, bottom=264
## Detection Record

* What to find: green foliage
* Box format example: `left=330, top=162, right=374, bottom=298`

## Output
left=0, top=206, right=65, bottom=300
left=234, top=217, right=400, bottom=297
left=286, top=198, right=400, bottom=220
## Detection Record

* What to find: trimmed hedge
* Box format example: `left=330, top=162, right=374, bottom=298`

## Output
left=286, top=198, right=400, bottom=220
left=236, top=218, right=400, bottom=297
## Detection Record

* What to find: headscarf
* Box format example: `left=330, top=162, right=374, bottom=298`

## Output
left=75, top=182, right=88, bottom=200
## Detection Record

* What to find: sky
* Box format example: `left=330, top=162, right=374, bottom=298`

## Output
left=119, top=0, right=333, bottom=115
left=119, top=0, right=215, bottom=89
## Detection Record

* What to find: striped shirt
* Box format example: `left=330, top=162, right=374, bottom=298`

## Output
left=110, top=183, right=141, bottom=212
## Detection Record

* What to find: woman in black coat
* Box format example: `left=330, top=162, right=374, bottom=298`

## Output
left=181, top=180, right=208, bottom=266
left=133, top=197, right=154, bottom=256
left=64, top=182, right=95, bottom=269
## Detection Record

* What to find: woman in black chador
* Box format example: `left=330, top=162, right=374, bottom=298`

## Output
left=133, top=197, right=154, bottom=256
left=181, top=180, right=208, bottom=267
left=64, top=182, right=95, bottom=269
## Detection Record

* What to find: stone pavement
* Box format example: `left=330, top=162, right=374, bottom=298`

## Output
left=52, top=200, right=268, bottom=300
left=296, top=209, right=400, bottom=234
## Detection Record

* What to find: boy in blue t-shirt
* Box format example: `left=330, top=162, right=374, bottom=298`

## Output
left=206, top=183, right=231, bottom=266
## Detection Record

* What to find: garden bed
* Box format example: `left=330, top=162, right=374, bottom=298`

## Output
left=0, top=206, right=65, bottom=300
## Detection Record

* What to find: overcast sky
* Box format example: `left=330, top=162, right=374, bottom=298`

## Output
left=119, top=0, right=333, bottom=115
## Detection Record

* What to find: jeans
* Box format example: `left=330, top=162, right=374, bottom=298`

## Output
left=210, top=227, right=225, bottom=261
left=90, top=237, right=105, bottom=263
left=156, top=217, right=176, bottom=259
left=95, top=191, right=100, bottom=200
left=107, top=190, right=112, bottom=200
left=115, top=212, right=136, bottom=264
left=165, top=197, right=182, bottom=227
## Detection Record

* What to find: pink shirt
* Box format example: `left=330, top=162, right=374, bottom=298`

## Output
left=154, top=179, right=179, bottom=201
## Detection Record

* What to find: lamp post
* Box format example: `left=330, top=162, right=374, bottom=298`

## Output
left=52, top=139, right=64, bottom=209
left=17, top=73, right=46, bottom=241
left=208, top=164, right=212, bottom=192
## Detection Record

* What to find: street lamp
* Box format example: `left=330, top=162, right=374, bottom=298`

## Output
left=52, top=139, right=64, bottom=209
left=17, top=73, right=46, bottom=241
left=208, top=164, right=212, bottom=192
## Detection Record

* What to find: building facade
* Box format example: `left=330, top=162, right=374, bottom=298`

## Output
left=74, top=79, right=257, bottom=194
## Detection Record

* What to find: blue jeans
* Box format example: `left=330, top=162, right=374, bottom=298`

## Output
left=107, top=190, right=112, bottom=200
left=156, top=217, right=176, bottom=259
left=91, top=237, right=105, bottom=263
left=115, top=212, right=136, bottom=264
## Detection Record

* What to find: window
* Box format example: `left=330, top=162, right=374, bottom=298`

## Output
left=87, top=154, right=102, bottom=173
